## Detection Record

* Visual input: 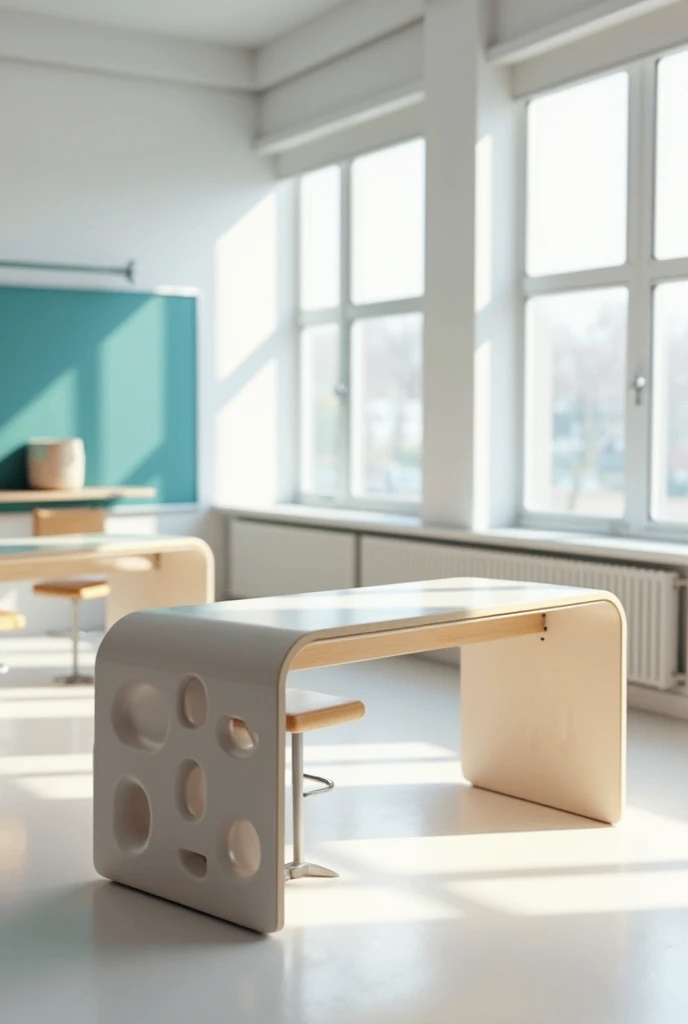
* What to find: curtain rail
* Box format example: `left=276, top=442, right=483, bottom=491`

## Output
left=0, top=258, right=135, bottom=282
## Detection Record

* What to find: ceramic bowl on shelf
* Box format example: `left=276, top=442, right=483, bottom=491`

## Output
left=27, top=438, right=86, bottom=490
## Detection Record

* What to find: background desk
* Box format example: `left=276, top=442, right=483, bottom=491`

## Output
left=0, top=486, right=156, bottom=512
left=0, top=534, right=214, bottom=626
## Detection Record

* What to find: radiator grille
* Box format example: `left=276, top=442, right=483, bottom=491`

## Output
left=361, top=536, right=680, bottom=690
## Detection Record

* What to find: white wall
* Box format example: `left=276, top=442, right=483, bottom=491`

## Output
left=0, top=57, right=290, bottom=626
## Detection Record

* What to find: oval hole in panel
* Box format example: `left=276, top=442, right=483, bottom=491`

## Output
left=217, top=716, right=259, bottom=759
left=179, top=849, right=208, bottom=879
left=113, top=777, right=151, bottom=854
left=112, top=683, right=169, bottom=753
left=177, top=760, right=207, bottom=822
left=179, top=676, right=208, bottom=729
left=219, top=819, right=261, bottom=879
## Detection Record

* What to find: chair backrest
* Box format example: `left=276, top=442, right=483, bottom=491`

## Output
left=33, top=506, right=106, bottom=537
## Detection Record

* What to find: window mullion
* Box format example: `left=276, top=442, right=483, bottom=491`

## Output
left=339, top=160, right=353, bottom=505
left=624, top=58, right=656, bottom=532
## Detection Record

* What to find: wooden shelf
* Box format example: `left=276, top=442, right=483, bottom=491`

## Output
left=0, top=486, right=156, bottom=505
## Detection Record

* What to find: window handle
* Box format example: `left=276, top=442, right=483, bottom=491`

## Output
left=333, top=382, right=348, bottom=399
left=631, top=373, right=647, bottom=406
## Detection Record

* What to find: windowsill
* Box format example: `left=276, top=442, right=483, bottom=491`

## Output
left=217, top=501, right=688, bottom=568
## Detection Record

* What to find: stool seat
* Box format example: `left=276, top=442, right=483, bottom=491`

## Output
left=33, top=579, right=111, bottom=601
left=0, top=609, right=25, bottom=632
left=286, top=688, right=366, bottom=733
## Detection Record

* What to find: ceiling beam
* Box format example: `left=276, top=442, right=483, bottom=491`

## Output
left=0, top=8, right=254, bottom=91
left=256, top=0, right=423, bottom=90
left=488, top=0, right=685, bottom=64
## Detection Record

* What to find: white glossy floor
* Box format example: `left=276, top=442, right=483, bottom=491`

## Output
left=1, top=635, right=688, bottom=1023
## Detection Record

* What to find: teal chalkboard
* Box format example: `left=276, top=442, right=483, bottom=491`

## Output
left=0, top=286, right=196, bottom=503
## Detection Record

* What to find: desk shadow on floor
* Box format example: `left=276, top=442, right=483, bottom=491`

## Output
left=453, top=784, right=609, bottom=835
left=306, top=780, right=610, bottom=846
left=91, top=881, right=266, bottom=949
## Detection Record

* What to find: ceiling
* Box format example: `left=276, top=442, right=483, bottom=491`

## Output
left=0, top=0, right=348, bottom=46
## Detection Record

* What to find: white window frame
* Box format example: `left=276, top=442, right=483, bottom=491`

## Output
left=518, top=50, right=688, bottom=541
left=296, top=141, right=425, bottom=515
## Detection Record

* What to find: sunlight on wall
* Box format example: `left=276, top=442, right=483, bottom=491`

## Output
left=0, top=367, right=77, bottom=460
left=474, top=134, right=493, bottom=314
left=215, top=358, right=278, bottom=505
left=214, top=193, right=278, bottom=381
left=473, top=338, right=492, bottom=529
left=99, top=299, right=164, bottom=483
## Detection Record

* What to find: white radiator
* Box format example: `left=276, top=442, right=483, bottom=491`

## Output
left=361, top=535, right=681, bottom=690
left=229, top=519, right=357, bottom=598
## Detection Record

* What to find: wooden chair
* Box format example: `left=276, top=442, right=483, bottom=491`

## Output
left=284, top=688, right=365, bottom=881
left=0, top=609, right=26, bottom=676
left=32, top=507, right=111, bottom=683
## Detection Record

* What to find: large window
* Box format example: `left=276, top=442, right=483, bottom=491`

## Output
left=298, top=139, right=425, bottom=509
left=522, top=51, right=688, bottom=533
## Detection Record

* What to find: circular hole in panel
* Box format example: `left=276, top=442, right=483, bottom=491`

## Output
left=112, top=683, right=169, bottom=753
left=218, top=716, right=259, bottom=759
left=177, top=760, right=207, bottom=821
left=179, top=676, right=208, bottom=728
left=220, top=819, right=261, bottom=879
left=178, top=849, right=208, bottom=879
left=113, top=777, right=151, bottom=854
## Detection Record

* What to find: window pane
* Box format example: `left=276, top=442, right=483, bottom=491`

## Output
left=351, top=314, right=423, bottom=500
left=655, top=51, right=688, bottom=260
left=526, top=74, right=628, bottom=276
left=299, top=166, right=340, bottom=311
left=524, top=288, right=627, bottom=517
left=300, top=325, right=342, bottom=496
left=351, top=140, right=425, bottom=305
left=652, top=282, right=688, bottom=522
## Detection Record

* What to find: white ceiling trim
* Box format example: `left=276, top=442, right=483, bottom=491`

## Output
left=512, top=0, right=688, bottom=95
left=488, top=0, right=685, bottom=65
left=257, top=87, right=423, bottom=156
left=274, top=101, right=424, bottom=177
left=256, top=23, right=423, bottom=155
left=256, top=0, right=424, bottom=90
left=0, top=7, right=254, bottom=91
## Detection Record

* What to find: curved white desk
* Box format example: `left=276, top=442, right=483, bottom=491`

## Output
left=0, top=534, right=214, bottom=626
left=94, top=578, right=626, bottom=933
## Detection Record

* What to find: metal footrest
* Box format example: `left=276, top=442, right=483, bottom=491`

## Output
left=303, top=772, right=334, bottom=798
